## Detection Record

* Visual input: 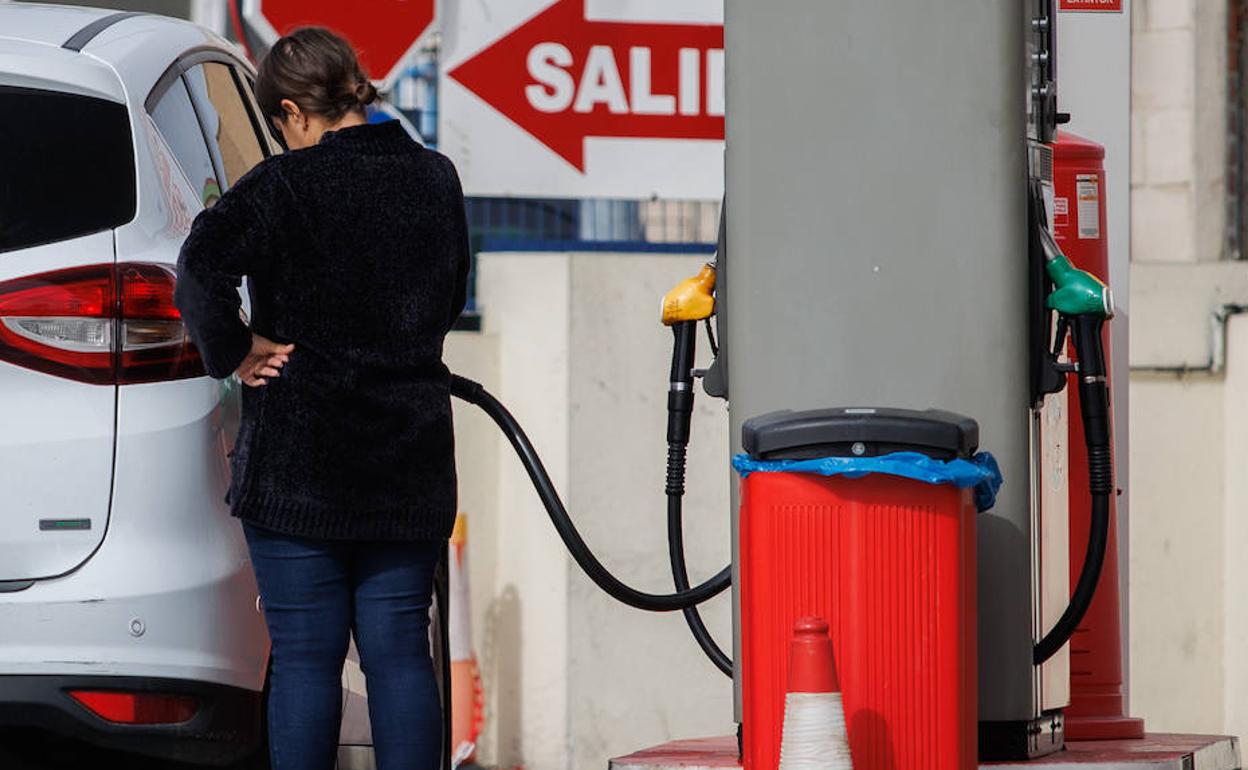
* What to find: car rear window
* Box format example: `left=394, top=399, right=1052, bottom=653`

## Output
left=0, top=85, right=137, bottom=253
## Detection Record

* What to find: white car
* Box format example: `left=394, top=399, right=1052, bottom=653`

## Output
left=0, top=4, right=283, bottom=765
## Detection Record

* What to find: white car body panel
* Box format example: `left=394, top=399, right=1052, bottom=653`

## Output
left=0, top=37, right=125, bottom=101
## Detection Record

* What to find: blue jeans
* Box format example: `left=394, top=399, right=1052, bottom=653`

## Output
left=242, top=522, right=444, bottom=770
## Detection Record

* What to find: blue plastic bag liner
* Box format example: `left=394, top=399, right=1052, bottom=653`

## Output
left=732, top=451, right=1003, bottom=513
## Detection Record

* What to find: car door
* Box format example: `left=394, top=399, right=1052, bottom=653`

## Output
left=0, top=54, right=133, bottom=583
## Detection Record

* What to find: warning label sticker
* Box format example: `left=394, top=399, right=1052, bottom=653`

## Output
left=1053, top=197, right=1069, bottom=230
left=1059, top=0, right=1123, bottom=12
left=1075, top=174, right=1100, bottom=239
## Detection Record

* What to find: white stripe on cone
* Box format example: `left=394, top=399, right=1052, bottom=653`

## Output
left=778, top=691, right=853, bottom=769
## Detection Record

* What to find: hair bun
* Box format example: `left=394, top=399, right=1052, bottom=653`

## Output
left=355, top=80, right=378, bottom=106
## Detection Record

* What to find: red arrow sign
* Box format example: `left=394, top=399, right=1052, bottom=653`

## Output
left=448, top=0, right=724, bottom=172
left=248, top=0, right=435, bottom=86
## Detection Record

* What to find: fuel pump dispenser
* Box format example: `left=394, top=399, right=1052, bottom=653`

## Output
left=436, top=3, right=1126, bottom=768
left=974, top=2, right=1117, bottom=755
left=1032, top=187, right=1116, bottom=670
left=445, top=228, right=1112, bottom=768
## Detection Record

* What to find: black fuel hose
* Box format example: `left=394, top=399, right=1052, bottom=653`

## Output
left=1034, top=315, right=1113, bottom=665
left=1034, top=493, right=1110, bottom=665
left=664, top=323, right=734, bottom=675
left=667, top=449, right=733, bottom=676
left=450, top=374, right=732, bottom=612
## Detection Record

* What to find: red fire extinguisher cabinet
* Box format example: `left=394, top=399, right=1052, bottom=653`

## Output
left=738, top=408, right=979, bottom=770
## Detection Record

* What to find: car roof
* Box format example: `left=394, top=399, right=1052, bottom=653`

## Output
left=0, top=3, right=116, bottom=47
left=0, top=4, right=250, bottom=105
left=0, top=35, right=126, bottom=101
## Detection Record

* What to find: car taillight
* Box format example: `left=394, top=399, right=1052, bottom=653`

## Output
left=0, top=263, right=205, bottom=384
left=68, top=690, right=200, bottom=725
left=116, top=263, right=206, bottom=384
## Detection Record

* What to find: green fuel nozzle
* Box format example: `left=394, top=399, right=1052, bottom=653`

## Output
left=1040, top=225, right=1114, bottom=320
left=1048, top=254, right=1113, bottom=319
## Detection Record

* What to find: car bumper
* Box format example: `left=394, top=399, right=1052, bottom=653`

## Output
left=0, top=674, right=262, bottom=766
left=0, top=541, right=268, bottom=691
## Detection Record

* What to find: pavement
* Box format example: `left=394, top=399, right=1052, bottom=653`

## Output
left=610, top=734, right=1243, bottom=770
left=0, top=732, right=403, bottom=770
left=0, top=728, right=213, bottom=769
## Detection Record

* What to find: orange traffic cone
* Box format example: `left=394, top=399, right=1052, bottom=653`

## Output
left=449, top=514, right=485, bottom=767
left=778, top=617, right=853, bottom=770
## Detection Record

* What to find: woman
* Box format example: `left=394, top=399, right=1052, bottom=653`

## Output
left=174, top=27, right=469, bottom=770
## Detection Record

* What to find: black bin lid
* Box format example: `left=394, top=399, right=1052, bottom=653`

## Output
left=742, top=407, right=979, bottom=461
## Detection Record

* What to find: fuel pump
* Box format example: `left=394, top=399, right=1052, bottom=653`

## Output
left=1051, top=132, right=1144, bottom=740
left=1032, top=191, right=1116, bottom=668
left=443, top=173, right=1115, bottom=755
left=980, top=1, right=1118, bottom=758
left=983, top=1, right=1123, bottom=758
left=437, top=7, right=1122, bottom=768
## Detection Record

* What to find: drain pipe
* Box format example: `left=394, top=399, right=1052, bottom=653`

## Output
left=1131, top=304, right=1248, bottom=375
left=1210, top=304, right=1248, bottom=374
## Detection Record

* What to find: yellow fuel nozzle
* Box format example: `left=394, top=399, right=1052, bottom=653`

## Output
left=661, top=263, right=717, bottom=326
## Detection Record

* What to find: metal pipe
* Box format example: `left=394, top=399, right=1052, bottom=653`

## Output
left=1129, top=304, right=1248, bottom=375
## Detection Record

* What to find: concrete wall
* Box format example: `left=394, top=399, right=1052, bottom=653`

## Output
left=1128, top=0, right=1248, bottom=742
left=1128, top=372, right=1226, bottom=731
left=445, top=251, right=730, bottom=770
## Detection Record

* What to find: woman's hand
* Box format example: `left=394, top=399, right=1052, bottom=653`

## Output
left=236, top=334, right=295, bottom=387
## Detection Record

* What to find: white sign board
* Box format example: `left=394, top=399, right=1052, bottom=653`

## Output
left=439, top=0, right=725, bottom=199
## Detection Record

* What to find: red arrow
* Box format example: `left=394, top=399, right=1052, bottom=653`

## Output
left=448, top=0, right=724, bottom=172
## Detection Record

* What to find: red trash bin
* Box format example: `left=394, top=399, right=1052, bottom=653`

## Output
left=738, top=408, right=982, bottom=770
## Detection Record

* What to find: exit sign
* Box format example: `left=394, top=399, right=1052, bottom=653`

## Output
left=1059, top=0, right=1123, bottom=11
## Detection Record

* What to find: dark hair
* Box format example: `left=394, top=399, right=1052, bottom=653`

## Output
left=255, top=26, right=378, bottom=122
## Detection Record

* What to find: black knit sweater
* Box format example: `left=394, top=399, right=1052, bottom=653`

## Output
left=174, top=120, right=469, bottom=541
